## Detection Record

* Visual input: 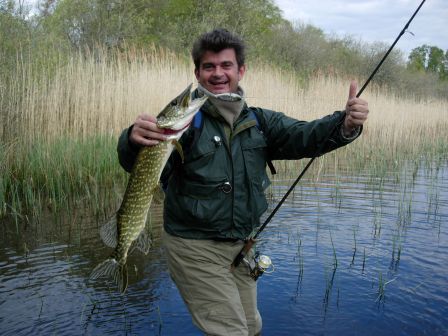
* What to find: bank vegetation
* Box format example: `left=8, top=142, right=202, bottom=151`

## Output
left=1, top=0, right=447, bottom=219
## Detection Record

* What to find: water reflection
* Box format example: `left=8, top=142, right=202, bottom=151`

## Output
left=1, top=161, right=447, bottom=335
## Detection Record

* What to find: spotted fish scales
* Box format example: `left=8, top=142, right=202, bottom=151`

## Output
left=90, top=84, right=207, bottom=293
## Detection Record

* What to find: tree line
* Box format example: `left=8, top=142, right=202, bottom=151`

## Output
left=408, top=45, right=448, bottom=80
left=1, top=0, right=447, bottom=100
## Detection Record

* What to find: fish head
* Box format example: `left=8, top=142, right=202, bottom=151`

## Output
left=156, top=83, right=208, bottom=139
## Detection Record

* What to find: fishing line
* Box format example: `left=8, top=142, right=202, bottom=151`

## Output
left=254, top=0, right=426, bottom=240
left=232, top=0, right=427, bottom=269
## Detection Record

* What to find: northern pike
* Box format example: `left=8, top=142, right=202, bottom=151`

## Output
left=90, top=84, right=207, bottom=293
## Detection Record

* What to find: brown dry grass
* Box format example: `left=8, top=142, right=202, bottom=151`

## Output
left=1, top=47, right=447, bottom=217
left=3, top=47, right=447, bottom=152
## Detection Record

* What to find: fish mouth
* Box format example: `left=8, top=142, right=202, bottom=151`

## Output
left=157, top=84, right=207, bottom=130
left=157, top=96, right=207, bottom=130
left=162, top=123, right=190, bottom=135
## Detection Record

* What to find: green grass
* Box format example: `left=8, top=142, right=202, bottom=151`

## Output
left=1, top=135, right=127, bottom=219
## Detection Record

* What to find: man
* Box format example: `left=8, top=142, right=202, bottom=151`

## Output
left=117, top=29, right=368, bottom=336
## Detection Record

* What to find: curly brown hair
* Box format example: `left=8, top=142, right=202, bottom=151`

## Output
left=191, top=29, right=246, bottom=70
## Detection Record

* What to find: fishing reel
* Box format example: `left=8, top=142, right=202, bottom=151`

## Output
left=243, top=251, right=274, bottom=281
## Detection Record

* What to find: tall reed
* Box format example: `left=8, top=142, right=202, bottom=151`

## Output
left=2, top=46, right=447, bottom=217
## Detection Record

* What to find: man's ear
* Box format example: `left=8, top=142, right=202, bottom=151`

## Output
left=194, top=68, right=200, bottom=80
left=238, top=64, right=246, bottom=81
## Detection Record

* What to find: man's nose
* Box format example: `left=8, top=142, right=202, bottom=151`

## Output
left=213, top=66, right=224, bottom=77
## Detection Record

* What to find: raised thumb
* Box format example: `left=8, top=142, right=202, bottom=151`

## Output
left=348, top=80, right=357, bottom=99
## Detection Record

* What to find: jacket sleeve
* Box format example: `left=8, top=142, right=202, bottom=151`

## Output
left=117, top=126, right=140, bottom=173
left=254, top=108, right=362, bottom=161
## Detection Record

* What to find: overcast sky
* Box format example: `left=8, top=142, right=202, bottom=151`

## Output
left=273, top=0, right=448, bottom=58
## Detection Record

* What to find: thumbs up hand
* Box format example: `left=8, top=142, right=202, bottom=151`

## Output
left=342, top=80, right=369, bottom=137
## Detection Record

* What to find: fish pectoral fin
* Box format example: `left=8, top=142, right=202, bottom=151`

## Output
left=152, top=184, right=165, bottom=205
left=100, top=215, right=118, bottom=248
left=133, top=228, right=152, bottom=255
left=179, top=83, right=192, bottom=108
left=172, top=140, right=184, bottom=163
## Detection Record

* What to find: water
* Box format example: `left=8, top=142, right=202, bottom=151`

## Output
left=1, top=161, right=447, bottom=335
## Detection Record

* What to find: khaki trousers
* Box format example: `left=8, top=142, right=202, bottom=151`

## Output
left=163, top=231, right=262, bottom=336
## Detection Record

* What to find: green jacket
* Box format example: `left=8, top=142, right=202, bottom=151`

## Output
left=117, top=99, right=360, bottom=240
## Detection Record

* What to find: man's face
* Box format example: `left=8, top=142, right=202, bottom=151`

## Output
left=195, top=48, right=246, bottom=94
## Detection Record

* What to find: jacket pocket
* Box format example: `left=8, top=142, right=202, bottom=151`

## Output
left=183, top=141, right=216, bottom=166
left=182, top=141, right=226, bottom=182
left=172, top=177, right=230, bottom=230
left=178, top=178, right=226, bottom=200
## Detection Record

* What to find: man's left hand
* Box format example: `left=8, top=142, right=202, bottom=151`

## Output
left=343, top=80, right=369, bottom=136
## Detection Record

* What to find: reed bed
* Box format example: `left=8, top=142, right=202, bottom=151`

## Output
left=1, top=47, right=447, bottom=218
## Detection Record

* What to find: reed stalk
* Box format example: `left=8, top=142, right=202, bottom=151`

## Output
left=2, top=46, right=447, bottom=217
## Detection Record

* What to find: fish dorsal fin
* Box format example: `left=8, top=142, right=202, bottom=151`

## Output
left=100, top=215, right=118, bottom=248
left=172, top=140, right=184, bottom=163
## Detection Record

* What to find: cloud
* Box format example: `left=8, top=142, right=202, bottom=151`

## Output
left=274, top=0, right=448, bottom=57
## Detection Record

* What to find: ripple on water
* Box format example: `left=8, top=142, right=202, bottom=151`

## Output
left=1, top=161, right=447, bottom=335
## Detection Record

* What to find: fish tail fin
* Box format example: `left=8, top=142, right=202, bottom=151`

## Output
left=90, top=258, right=129, bottom=293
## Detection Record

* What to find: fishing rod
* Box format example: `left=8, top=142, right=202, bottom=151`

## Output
left=232, top=0, right=427, bottom=275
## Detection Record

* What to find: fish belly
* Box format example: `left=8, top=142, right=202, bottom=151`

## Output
left=115, top=142, right=172, bottom=262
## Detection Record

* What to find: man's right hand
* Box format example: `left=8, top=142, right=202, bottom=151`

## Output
left=129, top=114, right=167, bottom=147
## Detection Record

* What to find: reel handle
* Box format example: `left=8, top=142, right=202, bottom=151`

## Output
left=231, top=238, right=256, bottom=270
